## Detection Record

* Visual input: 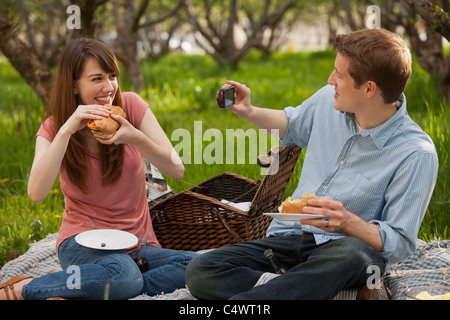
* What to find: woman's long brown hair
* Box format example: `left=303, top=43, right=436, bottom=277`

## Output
left=47, top=38, right=124, bottom=192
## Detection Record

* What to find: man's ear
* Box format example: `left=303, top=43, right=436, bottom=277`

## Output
left=365, top=81, right=377, bottom=98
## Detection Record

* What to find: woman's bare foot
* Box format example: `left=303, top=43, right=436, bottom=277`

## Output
left=0, top=276, right=33, bottom=300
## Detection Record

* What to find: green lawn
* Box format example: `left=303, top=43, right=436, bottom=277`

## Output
left=0, top=50, right=448, bottom=267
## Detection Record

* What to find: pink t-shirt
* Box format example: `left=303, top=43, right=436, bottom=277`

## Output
left=36, top=92, right=161, bottom=252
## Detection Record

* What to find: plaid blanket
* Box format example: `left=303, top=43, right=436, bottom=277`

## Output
left=0, top=233, right=61, bottom=280
left=384, top=239, right=450, bottom=299
left=1, top=234, right=448, bottom=300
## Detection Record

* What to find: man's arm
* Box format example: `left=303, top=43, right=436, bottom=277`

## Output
left=367, top=152, right=438, bottom=262
left=302, top=151, right=438, bottom=261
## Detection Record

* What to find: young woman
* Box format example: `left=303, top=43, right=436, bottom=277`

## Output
left=0, top=38, right=197, bottom=300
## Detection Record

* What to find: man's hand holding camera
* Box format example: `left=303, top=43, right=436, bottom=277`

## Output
left=220, top=81, right=252, bottom=117
left=218, top=80, right=289, bottom=138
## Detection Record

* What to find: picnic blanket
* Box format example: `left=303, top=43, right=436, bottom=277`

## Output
left=1, top=233, right=449, bottom=300
left=383, top=239, right=450, bottom=299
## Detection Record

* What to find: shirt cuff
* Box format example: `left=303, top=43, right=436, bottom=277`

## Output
left=370, top=220, right=414, bottom=264
left=279, top=107, right=295, bottom=146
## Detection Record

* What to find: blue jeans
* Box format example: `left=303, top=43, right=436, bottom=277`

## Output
left=22, top=235, right=198, bottom=300
left=186, top=233, right=386, bottom=299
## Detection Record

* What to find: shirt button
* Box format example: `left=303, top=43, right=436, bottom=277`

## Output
left=352, top=136, right=357, bottom=140
left=340, top=160, right=344, bottom=165
left=323, top=186, right=328, bottom=190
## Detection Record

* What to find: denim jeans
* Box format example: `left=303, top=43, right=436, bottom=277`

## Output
left=22, top=235, right=198, bottom=300
left=186, top=233, right=386, bottom=300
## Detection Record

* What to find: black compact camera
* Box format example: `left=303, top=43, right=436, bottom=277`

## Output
left=216, top=85, right=235, bottom=108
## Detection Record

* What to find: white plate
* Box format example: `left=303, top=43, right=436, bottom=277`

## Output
left=75, top=229, right=138, bottom=250
left=264, top=213, right=327, bottom=221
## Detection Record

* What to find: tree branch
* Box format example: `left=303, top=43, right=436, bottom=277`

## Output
left=184, top=0, right=221, bottom=53
left=408, top=0, right=450, bottom=41
left=138, top=0, right=183, bottom=29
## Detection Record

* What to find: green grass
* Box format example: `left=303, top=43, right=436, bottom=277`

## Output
left=0, top=50, right=448, bottom=267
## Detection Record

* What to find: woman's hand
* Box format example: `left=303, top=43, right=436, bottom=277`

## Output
left=96, top=113, right=139, bottom=145
left=99, top=108, right=184, bottom=180
left=63, top=104, right=112, bottom=135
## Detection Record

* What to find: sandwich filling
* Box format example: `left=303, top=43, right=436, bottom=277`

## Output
left=87, top=105, right=126, bottom=139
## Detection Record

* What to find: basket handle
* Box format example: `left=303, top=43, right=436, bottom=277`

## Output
left=212, top=208, right=243, bottom=243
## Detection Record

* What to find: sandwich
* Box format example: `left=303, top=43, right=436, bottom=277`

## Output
left=87, top=105, right=126, bottom=139
left=278, top=192, right=317, bottom=213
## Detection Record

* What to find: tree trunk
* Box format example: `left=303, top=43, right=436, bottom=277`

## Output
left=404, top=17, right=450, bottom=99
left=115, top=29, right=144, bottom=92
left=0, top=0, right=107, bottom=106
left=0, top=15, right=53, bottom=106
left=112, top=1, right=145, bottom=92
left=400, top=0, right=450, bottom=100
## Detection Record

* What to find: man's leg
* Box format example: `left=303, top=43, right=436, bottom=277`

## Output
left=186, top=234, right=303, bottom=300
left=230, top=236, right=386, bottom=300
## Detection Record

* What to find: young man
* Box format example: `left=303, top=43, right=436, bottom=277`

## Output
left=185, top=28, right=439, bottom=300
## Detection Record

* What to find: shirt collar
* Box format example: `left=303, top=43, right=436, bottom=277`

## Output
left=345, top=93, right=407, bottom=149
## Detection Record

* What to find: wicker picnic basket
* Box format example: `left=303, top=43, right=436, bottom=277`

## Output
left=149, top=144, right=302, bottom=251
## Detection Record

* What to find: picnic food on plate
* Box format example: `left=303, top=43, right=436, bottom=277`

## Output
left=87, top=105, right=126, bottom=139
left=415, top=291, right=450, bottom=300
left=278, top=192, right=317, bottom=213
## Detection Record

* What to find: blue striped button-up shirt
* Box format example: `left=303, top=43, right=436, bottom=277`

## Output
left=269, top=85, right=438, bottom=264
